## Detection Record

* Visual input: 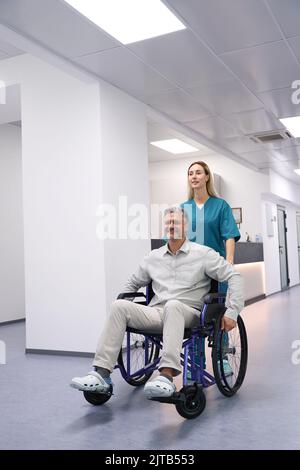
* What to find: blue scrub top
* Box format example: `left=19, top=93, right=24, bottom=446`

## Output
left=181, top=197, right=240, bottom=259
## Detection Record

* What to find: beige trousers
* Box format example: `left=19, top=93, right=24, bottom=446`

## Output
left=93, top=298, right=200, bottom=375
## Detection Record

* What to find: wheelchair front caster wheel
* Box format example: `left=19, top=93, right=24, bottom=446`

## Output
left=175, top=385, right=206, bottom=419
left=83, top=385, right=113, bottom=406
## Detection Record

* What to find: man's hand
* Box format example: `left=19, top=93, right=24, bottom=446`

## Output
left=221, top=316, right=236, bottom=332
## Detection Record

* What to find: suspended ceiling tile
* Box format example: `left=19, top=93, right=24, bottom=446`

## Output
left=268, top=0, right=300, bottom=38
left=255, top=160, right=279, bottom=170
left=219, top=136, right=263, bottom=153
left=147, top=89, right=210, bottom=122
left=0, top=37, right=24, bottom=57
left=147, top=122, right=176, bottom=142
left=271, top=145, right=300, bottom=162
left=148, top=145, right=175, bottom=162
left=149, top=145, right=190, bottom=162
left=267, top=160, right=300, bottom=183
left=187, top=78, right=262, bottom=115
left=239, top=150, right=278, bottom=165
left=283, top=160, right=300, bottom=171
left=220, top=41, right=300, bottom=93
left=287, top=36, right=300, bottom=64
left=267, top=161, right=288, bottom=171
left=263, top=137, right=300, bottom=150
left=148, top=145, right=214, bottom=163
left=147, top=120, right=216, bottom=163
left=286, top=174, right=300, bottom=185
left=0, top=50, right=8, bottom=60
left=185, top=116, right=239, bottom=141
left=166, top=0, right=281, bottom=54
left=128, top=29, right=232, bottom=88
left=148, top=122, right=215, bottom=154
left=269, top=160, right=300, bottom=170
left=258, top=87, right=300, bottom=119
left=75, top=47, right=175, bottom=100
left=0, top=0, right=118, bottom=59
left=222, top=108, right=284, bottom=135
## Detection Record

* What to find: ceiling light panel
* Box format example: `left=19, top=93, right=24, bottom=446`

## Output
left=279, top=116, right=300, bottom=138
left=150, top=139, right=198, bottom=154
left=64, top=0, right=185, bottom=44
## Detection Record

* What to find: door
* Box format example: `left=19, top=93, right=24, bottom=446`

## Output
left=277, top=207, right=289, bottom=290
left=296, top=214, right=300, bottom=281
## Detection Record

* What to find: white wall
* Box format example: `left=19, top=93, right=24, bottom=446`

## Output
left=264, top=170, right=300, bottom=290
left=99, top=81, right=150, bottom=310
left=262, top=197, right=300, bottom=295
left=269, top=169, right=300, bottom=206
left=0, top=124, right=25, bottom=323
left=21, top=57, right=105, bottom=352
left=149, top=154, right=269, bottom=241
left=0, top=54, right=150, bottom=352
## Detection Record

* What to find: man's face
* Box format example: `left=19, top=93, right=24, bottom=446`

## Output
left=164, top=212, right=185, bottom=240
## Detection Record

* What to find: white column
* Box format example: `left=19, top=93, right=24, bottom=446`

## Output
left=99, top=81, right=150, bottom=309
left=0, top=54, right=150, bottom=352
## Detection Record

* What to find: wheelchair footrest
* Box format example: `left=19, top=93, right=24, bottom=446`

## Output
left=149, top=383, right=203, bottom=405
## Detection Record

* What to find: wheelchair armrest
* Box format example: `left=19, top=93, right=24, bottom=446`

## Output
left=117, top=292, right=146, bottom=300
left=203, top=293, right=226, bottom=304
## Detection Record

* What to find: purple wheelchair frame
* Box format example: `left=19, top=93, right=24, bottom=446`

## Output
left=115, top=286, right=226, bottom=390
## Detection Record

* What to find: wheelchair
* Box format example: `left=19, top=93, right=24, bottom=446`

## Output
left=83, top=281, right=248, bottom=419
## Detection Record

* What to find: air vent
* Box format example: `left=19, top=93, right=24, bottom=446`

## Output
left=249, top=130, right=292, bottom=144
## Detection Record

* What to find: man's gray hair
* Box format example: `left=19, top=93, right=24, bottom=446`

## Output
left=163, top=205, right=189, bottom=223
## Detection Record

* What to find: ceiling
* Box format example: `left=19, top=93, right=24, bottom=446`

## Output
left=0, top=34, right=23, bottom=60
left=0, top=0, right=300, bottom=183
left=148, top=119, right=218, bottom=163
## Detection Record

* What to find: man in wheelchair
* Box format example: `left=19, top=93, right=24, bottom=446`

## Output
left=71, top=206, right=244, bottom=400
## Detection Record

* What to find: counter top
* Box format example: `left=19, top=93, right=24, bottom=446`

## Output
left=234, top=242, right=264, bottom=264
left=151, top=240, right=264, bottom=264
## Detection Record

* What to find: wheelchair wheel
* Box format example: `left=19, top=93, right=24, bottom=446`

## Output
left=83, top=385, right=113, bottom=406
left=175, top=385, right=206, bottom=420
left=212, top=314, right=248, bottom=397
left=117, top=333, right=160, bottom=386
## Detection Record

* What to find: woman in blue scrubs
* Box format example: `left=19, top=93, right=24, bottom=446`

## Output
left=181, top=161, right=240, bottom=375
left=181, top=160, right=240, bottom=265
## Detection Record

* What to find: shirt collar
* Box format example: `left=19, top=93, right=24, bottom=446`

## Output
left=163, top=238, right=191, bottom=256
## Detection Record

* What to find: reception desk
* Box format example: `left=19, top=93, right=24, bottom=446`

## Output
left=233, top=242, right=265, bottom=305
left=151, top=240, right=265, bottom=305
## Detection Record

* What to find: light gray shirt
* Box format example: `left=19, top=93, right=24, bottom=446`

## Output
left=123, top=239, right=244, bottom=321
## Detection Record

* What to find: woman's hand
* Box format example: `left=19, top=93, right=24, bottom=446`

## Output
left=221, top=316, right=236, bottom=331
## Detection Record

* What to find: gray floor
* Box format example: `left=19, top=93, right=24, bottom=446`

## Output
left=1, top=286, right=300, bottom=450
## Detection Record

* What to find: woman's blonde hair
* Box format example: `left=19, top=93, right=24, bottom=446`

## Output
left=187, top=161, right=218, bottom=200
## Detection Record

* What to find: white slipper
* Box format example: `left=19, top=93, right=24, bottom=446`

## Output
left=70, top=371, right=111, bottom=393
left=144, top=375, right=176, bottom=399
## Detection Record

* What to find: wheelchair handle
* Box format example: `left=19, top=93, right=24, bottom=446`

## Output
left=203, top=293, right=226, bottom=304
left=117, top=292, right=146, bottom=300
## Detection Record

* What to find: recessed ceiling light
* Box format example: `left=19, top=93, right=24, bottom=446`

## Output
left=150, top=139, right=198, bottom=154
left=64, top=0, right=186, bottom=44
left=279, top=116, right=300, bottom=138
left=294, top=169, right=300, bottom=176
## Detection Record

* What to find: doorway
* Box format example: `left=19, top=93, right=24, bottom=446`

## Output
left=0, top=84, right=24, bottom=324
left=277, top=206, right=289, bottom=290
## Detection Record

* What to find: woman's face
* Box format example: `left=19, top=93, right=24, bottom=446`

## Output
left=188, top=164, right=209, bottom=191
